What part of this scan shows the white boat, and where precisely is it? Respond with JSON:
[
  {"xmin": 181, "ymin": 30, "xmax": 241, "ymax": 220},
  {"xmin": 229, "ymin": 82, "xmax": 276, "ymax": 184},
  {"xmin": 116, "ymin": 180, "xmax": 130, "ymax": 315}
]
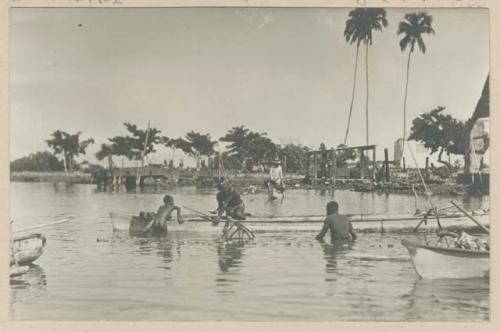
[
  {"xmin": 10, "ymin": 265, "xmax": 30, "ymax": 277},
  {"xmin": 110, "ymin": 210, "xmax": 489, "ymax": 234},
  {"xmin": 10, "ymin": 233, "xmax": 46, "ymax": 266},
  {"xmin": 401, "ymin": 239, "xmax": 489, "ymax": 279}
]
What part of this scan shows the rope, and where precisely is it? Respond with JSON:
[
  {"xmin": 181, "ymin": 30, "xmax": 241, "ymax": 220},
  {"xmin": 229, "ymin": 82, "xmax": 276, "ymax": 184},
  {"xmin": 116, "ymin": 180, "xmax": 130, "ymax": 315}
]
[{"xmin": 404, "ymin": 141, "xmax": 441, "ymax": 229}]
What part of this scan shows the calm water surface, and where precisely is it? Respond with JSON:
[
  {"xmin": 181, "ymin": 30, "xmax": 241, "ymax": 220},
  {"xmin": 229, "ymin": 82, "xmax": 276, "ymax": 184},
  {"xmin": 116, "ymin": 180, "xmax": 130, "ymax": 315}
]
[{"xmin": 10, "ymin": 182, "xmax": 489, "ymax": 321}]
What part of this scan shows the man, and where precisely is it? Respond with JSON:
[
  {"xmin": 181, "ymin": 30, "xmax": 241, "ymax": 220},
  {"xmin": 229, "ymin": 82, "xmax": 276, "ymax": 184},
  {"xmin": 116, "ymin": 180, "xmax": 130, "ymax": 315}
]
[
  {"xmin": 315, "ymin": 201, "xmax": 357, "ymax": 243},
  {"xmin": 268, "ymin": 160, "xmax": 285, "ymax": 196},
  {"xmin": 216, "ymin": 182, "xmax": 246, "ymax": 221},
  {"xmin": 149, "ymin": 195, "xmax": 184, "ymax": 233}
]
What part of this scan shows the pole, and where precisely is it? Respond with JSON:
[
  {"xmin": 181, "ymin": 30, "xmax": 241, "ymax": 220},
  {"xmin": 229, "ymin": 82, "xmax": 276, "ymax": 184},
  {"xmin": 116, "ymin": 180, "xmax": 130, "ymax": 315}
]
[
  {"xmin": 450, "ymin": 201, "xmax": 489, "ymax": 234},
  {"xmin": 141, "ymin": 121, "xmax": 151, "ymax": 168},
  {"xmin": 384, "ymin": 148, "xmax": 389, "ymax": 182},
  {"xmin": 372, "ymin": 147, "xmax": 376, "ymax": 180},
  {"xmin": 13, "ymin": 218, "xmax": 70, "ymax": 233},
  {"xmin": 425, "ymin": 157, "xmax": 429, "ymax": 178}
]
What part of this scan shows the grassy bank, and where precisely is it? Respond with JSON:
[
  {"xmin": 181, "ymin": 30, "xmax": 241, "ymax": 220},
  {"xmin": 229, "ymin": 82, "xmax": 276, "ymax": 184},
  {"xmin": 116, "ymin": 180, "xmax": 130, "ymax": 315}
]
[{"xmin": 11, "ymin": 171, "xmax": 92, "ymax": 184}]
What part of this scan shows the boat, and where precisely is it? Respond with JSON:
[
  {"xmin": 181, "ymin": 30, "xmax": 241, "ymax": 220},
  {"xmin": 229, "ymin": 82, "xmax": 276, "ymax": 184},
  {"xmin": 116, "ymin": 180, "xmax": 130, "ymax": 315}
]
[
  {"xmin": 401, "ymin": 239, "xmax": 489, "ymax": 279},
  {"xmin": 10, "ymin": 233, "xmax": 46, "ymax": 266},
  {"xmin": 110, "ymin": 210, "xmax": 489, "ymax": 234},
  {"xmin": 10, "ymin": 265, "xmax": 30, "ymax": 278}
]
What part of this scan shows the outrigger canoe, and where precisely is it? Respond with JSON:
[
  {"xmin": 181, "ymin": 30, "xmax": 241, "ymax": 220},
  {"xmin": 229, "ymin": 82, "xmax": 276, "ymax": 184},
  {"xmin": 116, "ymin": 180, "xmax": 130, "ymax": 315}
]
[
  {"xmin": 110, "ymin": 210, "xmax": 489, "ymax": 234},
  {"xmin": 402, "ymin": 239, "xmax": 489, "ymax": 279},
  {"xmin": 10, "ymin": 233, "xmax": 46, "ymax": 266}
]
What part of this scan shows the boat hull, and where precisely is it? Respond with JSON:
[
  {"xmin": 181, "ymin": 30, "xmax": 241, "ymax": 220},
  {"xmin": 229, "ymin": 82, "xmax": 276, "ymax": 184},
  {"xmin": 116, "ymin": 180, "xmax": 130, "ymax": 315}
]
[
  {"xmin": 110, "ymin": 212, "xmax": 489, "ymax": 234},
  {"xmin": 402, "ymin": 239, "xmax": 489, "ymax": 279},
  {"xmin": 10, "ymin": 233, "xmax": 46, "ymax": 266}
]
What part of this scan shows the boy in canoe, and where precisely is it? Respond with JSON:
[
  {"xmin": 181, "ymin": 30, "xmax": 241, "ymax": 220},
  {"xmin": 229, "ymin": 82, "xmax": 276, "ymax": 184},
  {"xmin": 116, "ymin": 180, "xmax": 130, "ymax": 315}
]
[
  {"xmin": 147, "ymin": 195, "xmax": 184, "ymax": 233},
  {"xmin": 315, "ymin": 201, "xmax": 357, "ymax": 243}
]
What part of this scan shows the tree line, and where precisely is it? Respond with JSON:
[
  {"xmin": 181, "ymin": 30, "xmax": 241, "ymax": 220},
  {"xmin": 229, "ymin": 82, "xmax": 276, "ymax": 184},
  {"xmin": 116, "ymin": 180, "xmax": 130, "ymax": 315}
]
[{"xmin": 11, "ymin": 9, "xmax": 478, "ymax": 174}]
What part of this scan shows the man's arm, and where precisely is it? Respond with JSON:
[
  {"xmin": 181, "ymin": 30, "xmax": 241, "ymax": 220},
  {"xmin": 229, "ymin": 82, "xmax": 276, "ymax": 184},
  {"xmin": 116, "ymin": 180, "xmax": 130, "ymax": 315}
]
[
  {"xmin": 315, "ymin": 219, "xmax": 329, "ymax": 241},
  {"xmin": 349, "ymin": 222, "xmax": 357, "ymax": 241},
  {"xmin": 174, "ymin": 206, "xmax": 184, "ymax": 224}
]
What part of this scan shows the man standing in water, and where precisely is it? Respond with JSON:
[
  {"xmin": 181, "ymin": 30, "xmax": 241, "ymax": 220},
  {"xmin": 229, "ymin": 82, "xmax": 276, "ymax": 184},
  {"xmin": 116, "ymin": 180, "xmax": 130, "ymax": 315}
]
[
  {"xmin": 268, "ymin": 160, "xmax": 285, "ymax": 197},
  {"xmin": 315, "ymin": 201, "xmax": 357, "ymax": 243}
]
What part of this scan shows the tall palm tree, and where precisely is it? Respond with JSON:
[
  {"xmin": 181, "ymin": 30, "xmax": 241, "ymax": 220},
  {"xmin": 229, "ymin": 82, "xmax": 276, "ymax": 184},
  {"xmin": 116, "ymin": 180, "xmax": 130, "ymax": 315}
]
[
  {"xmin": 397, "ymin": 12, "xmax": 435, "ymax": 147},
  {"xmin": 343, "ymin": 8, "xmax": 388, "ymax": 146}
]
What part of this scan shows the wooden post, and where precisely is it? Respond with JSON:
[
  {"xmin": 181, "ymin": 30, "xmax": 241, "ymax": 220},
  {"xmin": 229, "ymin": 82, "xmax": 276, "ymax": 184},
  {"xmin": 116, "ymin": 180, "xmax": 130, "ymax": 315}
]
[
  {"xmin": 425, "ymin": 157, "xmax": 429, "ymax": 178},
  {"xmin": 313, "ymin": 154, "xmax": 317, "ymax": 185},
  {"xmin": 384, "ymin": 148, "xmax": 389, "ymax": 182},
  {"xmin": 403, "ymin": 157, "xmax": 406, "ymax": 171},
  {"xmin": 372, "ymin": 147, "xmax": 376, "ymax": 180},
  {"xmin": 332, "ymin": 150, "xmax": 337, "ymax": 185},
  {"xmin": 306, "ymin": 153, "xmax": 310, "ymax": 178},
  {"xmin": 360, "ymin": 149, "xmax": 365, "ymax": 179}
]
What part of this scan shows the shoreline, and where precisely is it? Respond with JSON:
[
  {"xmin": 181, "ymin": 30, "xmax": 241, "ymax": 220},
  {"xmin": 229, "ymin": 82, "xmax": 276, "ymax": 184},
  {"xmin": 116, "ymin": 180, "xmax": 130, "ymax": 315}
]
[
  {"xmin": 10, "ymin": 171, "xmax": 92, "ymax": 184},
  {"xmin": 10, "ymin": 171, "xmax": 487, "ymax": 197}
]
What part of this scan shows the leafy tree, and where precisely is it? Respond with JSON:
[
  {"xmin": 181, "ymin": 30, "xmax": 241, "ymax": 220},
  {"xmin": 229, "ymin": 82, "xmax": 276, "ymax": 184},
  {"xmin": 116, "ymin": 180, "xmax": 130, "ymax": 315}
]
[
  {"xmin": 279, "ymin": 144, "xmax": 310, "ymax": 174},
  {"xmin": 409, "ymin": 106, "xmax": 467, "ymax": 170},
  {"xmin": 107, "ymin": 122, "xmax": 162, "ymax": 161},
  {"xmin": 343, "ymin": 8, "xmax": 388, "ymax": 145},
  {"xmin": 95, "ymin": 144, "xmax": 116, "ymax": 169},
  {"xmin": 169, "ymin": 131, "xmax": 217, "ymax": 170},
  {"xmin": 398, "ymin": 12, "xmax": 435, "ymax": 144},
  {"xmin": 220, "ymin": 126, "xmax": 278, "ymax": 169},
  {"xmin": 335, "ymin": 144, "xmax": 357, "ymax": 168},
  {"xmin": 46, "ymin": 130, "xmax": 94, "ymax": 171},
  {"xmin": 10, "ymin": 151, "xmax": 65, "ymax": 172}
]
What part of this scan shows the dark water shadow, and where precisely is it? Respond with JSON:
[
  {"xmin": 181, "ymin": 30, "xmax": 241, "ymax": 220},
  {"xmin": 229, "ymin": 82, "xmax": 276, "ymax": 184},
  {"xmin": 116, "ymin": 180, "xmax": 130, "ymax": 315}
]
[
  {"xmin": 217, "ymin": 240, "xmax": 246, "ymax": 273},
  {"xmin": 322, "ymin": 240, "xmax": 353, "ymax": 281},
  {"xmin": 402, "ymin": 277, "xmax": 489, "ymax": 321}
]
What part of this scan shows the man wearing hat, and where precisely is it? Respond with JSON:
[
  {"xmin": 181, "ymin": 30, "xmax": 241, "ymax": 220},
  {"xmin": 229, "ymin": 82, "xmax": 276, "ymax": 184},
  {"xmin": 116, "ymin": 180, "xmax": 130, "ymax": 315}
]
[{"xmin": 268, "ymin": 160, "xmax": 285, "ymax": 196}]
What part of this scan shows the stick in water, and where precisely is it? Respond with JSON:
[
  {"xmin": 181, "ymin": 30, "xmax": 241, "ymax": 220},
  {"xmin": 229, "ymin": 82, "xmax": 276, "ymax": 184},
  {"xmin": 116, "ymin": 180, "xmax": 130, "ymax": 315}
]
[
  {"xmin": 450, "ymin": 201, "xmax": 489, "ymax": 234},
  {"xmin": 13, "ymin": 218, "xmax": 71, "ymax": 233}
]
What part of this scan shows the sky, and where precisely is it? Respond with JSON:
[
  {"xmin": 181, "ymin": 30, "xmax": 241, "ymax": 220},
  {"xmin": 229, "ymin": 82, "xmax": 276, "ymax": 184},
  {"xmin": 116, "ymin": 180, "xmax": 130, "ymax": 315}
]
[{"xmin": 10, "ymin": 7, "xmax": 489, "ymax": 166}]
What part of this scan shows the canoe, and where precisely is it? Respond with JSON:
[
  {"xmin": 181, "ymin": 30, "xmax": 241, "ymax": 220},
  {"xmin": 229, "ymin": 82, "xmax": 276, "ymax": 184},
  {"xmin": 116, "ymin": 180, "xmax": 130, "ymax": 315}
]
[
  {"xmin": 10, "ymin": 233, "xmax": 46, "ymax": 266},
  {"xmin": 401, "ymin": 239, "xmax": 489, "ymax": 279},
  {"xmin": 110, "ymin": 211, "xmax": 489, "ymax": 234},
  {"xmin": 10, "ymin": 265, "xmax": 30, "ymax": 278}
]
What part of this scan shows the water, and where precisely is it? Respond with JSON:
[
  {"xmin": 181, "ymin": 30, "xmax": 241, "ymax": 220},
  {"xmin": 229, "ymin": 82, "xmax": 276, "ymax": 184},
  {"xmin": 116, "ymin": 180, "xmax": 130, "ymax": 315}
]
[{"xmin": 9, "ymin": 182, "xmax": 489, "ymax": 321}]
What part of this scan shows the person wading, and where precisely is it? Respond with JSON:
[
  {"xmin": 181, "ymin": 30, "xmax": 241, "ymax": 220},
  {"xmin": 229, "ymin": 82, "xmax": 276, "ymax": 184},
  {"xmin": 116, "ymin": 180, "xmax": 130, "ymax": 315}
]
[
  {"xmin": 268, "ymin": 160, "xmax": 285, "ymax": 198},
  {"xmin": 315, "ymin": 201, "xmax": 357, "ymax": 243}
]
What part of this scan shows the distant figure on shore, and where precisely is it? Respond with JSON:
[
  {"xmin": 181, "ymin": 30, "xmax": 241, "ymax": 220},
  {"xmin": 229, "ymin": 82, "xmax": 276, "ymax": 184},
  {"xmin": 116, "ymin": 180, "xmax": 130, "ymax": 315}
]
[
  {"xmin": 267, "ymin": 160, "xmax": 285, "ymax": 198},
  {"xmin": 151, "ymin": 195, "xmax": 184, "ymax": 232},
  {"xmin": 315, "ymin": 201, "xmax": 357, "ymax": 243},
  {"xmin": 214, "ymin": 182, "xmax": 246, "ymax": 221}
]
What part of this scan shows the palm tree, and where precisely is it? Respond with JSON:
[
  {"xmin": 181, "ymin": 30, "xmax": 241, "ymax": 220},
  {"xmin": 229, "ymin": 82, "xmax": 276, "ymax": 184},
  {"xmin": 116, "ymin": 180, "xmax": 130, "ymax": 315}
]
[
  {"xmin": 397, "ymin": 12, "xmax": 435, "ymax": 147},
  {"xmin": 343, "ymin": 8, "xmax": 388, "ymax": 146}
]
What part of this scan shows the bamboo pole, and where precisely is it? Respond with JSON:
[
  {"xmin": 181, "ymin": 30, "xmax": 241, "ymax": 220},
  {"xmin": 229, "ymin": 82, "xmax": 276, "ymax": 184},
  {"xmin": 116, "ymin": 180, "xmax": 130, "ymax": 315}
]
[
  {"xmin": 450, "ymin": 201, "xmax": 489, "ymax": 234},
  {"xmin": 12, "ymin": 218, "xmax": 70, "ymax": 233}
]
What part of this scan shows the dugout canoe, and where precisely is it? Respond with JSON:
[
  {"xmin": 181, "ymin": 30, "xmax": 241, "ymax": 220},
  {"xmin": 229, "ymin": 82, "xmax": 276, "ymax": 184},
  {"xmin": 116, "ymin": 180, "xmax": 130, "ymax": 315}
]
[
  {"xmin": 401, "ymin": 239, "xmax": 489, "ymax": 279},
  {"xmin": 10, "ymin": 233, "xmax": 46, "ymax": 266},
  {"xmin": 110, "ymin": 210, "xmax": 488, "ymax": 234}
]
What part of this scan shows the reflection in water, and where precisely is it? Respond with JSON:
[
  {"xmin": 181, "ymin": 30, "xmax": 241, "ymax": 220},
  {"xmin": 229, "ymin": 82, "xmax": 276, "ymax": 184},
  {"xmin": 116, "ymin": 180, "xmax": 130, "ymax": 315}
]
[
  {"xmin": 322, "ymin": 241, "xmax": 353, "ymax": 280},
  {"xmin": 10, "ymin": 265, "xmax": 47, "ymax": 311},
  {"xmin": 217, "ymin": 240, "xmax": 246, "ymax": 273},
  {"xmin": 10, "ymin": 183, "xmax": 490, "ymax": 321},
  {"xmin": 403, "ymin": 278, "xmax": 489, "ymax": 321}
]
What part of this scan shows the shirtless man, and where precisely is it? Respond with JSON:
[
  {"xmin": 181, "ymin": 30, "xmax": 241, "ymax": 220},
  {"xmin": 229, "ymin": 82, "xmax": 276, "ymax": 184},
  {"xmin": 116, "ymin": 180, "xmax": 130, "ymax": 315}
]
[
  {"xmin": 147, "ymin": 195, "xmax": 184, "ymax": 233},
  {"xmin": 216, "ymin": 183, "xmax": 246, "ymax": 221},
  {"xmin": 315, "ymin": 201, "xmax": 357, "ymax": 243}
]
